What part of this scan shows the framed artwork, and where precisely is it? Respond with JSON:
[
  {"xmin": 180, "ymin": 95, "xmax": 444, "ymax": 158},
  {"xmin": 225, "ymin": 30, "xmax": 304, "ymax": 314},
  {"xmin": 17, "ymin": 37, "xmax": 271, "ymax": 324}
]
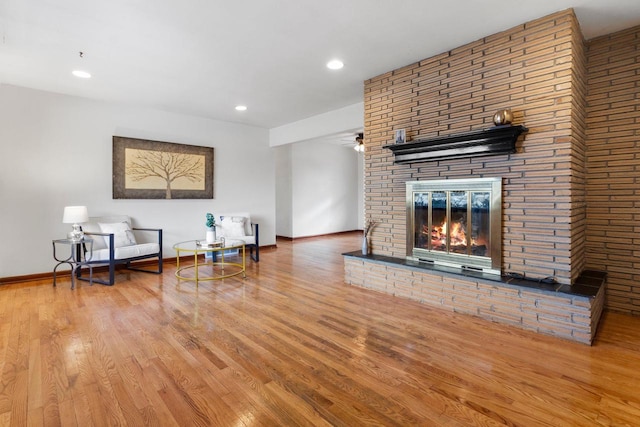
[
  {"xmin": 113, "ymin": 136, "xmax": 214, "ymax": 199},
  {"xmin": 395, "ymin": 129, "xmax": 406, "ymax": 144}
]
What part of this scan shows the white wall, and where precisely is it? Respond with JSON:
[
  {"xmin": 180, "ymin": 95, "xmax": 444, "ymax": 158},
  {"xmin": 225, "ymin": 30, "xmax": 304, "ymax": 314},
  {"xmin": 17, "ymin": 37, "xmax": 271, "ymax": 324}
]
[
  {"xmin": 275, "ymin": 145, "xmax": 292, "ymax": 236},
  {"xmin": 275, "ymin": 141, "xmax": 363, "ymax": 238},
  {"xmin": 286, "ymin": 142, "xmax": 360, "ymax": 238},
  {"xmin": 0, "ymin": 84, "xmax": 275, "ymax": 278},
  {"xmin": 269, "ymin": 102, "xmax": 364, "ymax": 147},
  {"xmin": 270, "ymin": 101, "xmax": 365, "ymax": 238}
]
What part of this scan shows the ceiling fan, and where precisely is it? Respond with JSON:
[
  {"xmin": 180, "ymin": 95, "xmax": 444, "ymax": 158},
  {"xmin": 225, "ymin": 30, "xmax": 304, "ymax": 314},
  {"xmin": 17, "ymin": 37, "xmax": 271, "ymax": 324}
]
[
  {"xmin": 335, "ymin": 131, "xmax": 364, "ymax": 151},
  {"xmin": 353, "ymin": 133, "xmax": 364, "ymax": 152}
]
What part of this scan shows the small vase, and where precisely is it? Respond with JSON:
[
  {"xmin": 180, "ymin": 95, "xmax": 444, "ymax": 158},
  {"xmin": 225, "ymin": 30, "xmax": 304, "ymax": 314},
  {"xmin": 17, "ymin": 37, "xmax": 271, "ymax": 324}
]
[
  {"xmin": 206, "ymin": 227, "xmax": 216, "ymax": 244},
  {"xmin": 362, "ymin": 236, "xmax": 369, "ymax": 255},
  {"xmin": 493, "ymin": 108, "xmax": 513, "ymax": 126}
]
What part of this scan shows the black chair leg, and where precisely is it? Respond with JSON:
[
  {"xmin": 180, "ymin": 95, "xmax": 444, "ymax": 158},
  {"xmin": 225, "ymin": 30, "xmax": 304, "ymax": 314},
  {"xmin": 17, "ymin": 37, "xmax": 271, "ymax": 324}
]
[
  {"xmin": 77, "ymin": 262, "xmax": 115, "ymax": 286},
  {"xmin": 250, "ymin": 245, "xmax": 259, "ymax": 262},
  {"xmin": 126, "ymin": 256, "xmax": 163, "ymax": 275}
]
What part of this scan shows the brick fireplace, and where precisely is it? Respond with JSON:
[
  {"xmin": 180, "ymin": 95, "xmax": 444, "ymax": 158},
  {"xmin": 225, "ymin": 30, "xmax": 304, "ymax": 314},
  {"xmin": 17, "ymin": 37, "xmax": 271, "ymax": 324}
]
[{"xmin": 343, "ymin": 9, "xmax": 617, "ymax": 344}]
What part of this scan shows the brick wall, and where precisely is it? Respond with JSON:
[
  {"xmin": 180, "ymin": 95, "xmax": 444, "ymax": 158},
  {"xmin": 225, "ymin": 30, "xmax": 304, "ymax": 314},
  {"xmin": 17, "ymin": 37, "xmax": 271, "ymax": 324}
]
[
  {"xmin": 364, "ymin": 9, "xmax": 586, "ymax": 285},
  {"xmin": 586, "ymin": 26, "xmax": 640, "ymax": 314},
  {"xmin": 570, "ymin": 13, "xmax": 588, "ymax": 279}
]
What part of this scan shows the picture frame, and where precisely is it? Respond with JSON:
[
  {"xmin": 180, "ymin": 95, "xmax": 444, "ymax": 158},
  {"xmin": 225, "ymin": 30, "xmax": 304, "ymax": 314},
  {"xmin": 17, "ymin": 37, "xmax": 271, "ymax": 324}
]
[
  {"xmin": 113, "ymin": 136, "xmax": 214, "ymax": 199},
  {"xmin": 395, "ymin": 129, "xmax": 406, "ymax": 144}
]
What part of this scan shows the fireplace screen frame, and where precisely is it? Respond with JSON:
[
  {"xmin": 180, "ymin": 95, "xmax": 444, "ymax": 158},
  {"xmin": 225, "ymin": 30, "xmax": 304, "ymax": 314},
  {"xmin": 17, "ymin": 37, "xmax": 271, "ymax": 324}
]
[{"xmin": 406, "ymin": 178, "xmax": 502, "ymax": 275}]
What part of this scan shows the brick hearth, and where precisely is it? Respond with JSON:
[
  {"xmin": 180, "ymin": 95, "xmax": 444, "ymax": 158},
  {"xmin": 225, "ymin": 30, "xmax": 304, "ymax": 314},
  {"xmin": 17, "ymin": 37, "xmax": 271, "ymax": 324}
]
[{"xmin": 344, "ymin": 252, "xmax": 605, "ymax": 344}]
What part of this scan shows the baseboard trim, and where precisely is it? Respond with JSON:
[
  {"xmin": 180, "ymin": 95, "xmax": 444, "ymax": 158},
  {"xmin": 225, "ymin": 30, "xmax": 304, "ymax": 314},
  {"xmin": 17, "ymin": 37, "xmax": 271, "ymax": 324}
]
[
  {"xmin": 277, "ymin": 230, "xmax": 360, "ymax": 241},
  {"xmin": 0, "ymin": 272, "xmax": 52, "ymax": 285},
  {"xmin": 0, "ymin": 245, "xmax": 275, "ymax": 285},
  {"xmin": 0, "ymin": 258, "xmax": 172, "ymax": 285}
]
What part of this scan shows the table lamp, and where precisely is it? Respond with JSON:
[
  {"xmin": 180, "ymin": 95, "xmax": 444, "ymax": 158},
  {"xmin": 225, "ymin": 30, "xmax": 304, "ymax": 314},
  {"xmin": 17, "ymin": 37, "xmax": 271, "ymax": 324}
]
[{"xmin": 62, "ymin": 206, "xmax": 89, "ymax": 241}]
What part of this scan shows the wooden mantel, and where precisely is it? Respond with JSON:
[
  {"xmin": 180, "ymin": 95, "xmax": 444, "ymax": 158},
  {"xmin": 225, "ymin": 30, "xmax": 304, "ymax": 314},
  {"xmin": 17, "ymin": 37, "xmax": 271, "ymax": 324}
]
[{"xmin": 384, "ymin": 125, "xmax": 528, "ymax": 164}]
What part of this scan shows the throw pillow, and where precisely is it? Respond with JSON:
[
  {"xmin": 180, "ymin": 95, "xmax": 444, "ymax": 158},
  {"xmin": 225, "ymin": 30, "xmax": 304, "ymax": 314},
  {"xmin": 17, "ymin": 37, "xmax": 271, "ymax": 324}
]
[
  {"xmin": 218, "ymin": 216, "xmax": 246, "ymax": 238},
  {"xmin": 98, "ymin": 221, "xmax": 138, "ymax": 248}
]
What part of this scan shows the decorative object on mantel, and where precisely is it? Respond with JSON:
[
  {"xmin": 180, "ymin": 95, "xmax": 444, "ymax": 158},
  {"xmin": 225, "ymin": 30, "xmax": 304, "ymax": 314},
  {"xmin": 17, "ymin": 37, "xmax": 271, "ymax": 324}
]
[
  {"xmin": 384, "ymin": 125, "xmax": 528, "ymax": 164},
  {"xmin": 362, "ymin": 220, "xmax": 377, "ymax": 255},
  {"xmin": 493, "ymin": 108, "xmax": 514, "ymax": 126},
  {"xmin": 62, "ymin": 205, "xmax": 89, "ymax": 241},
  {"xmin": 394, "ymin": 129, "xmax": 406, "ymax": 144},
  {"xmin": 205, "ymin": 212, "xmax": 217, "ymax": 244}
]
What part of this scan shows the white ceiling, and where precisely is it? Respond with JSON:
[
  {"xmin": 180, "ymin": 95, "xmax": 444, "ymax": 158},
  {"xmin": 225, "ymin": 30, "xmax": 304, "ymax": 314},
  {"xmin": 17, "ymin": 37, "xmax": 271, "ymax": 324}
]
[{"xmin": 1, "ymin": 0, "xmax": 639, "ymax": 129}]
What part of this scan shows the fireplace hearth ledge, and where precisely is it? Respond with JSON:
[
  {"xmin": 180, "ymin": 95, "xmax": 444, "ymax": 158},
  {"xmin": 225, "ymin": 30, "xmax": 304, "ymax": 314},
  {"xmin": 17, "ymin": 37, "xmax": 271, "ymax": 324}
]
[
  {"xmin": 343, "ymin": 251, "xmax": 604, "ymax": 298},
  {"xmin": 343, "ymin": 251, "xmax": 606, "ymax": 344}
]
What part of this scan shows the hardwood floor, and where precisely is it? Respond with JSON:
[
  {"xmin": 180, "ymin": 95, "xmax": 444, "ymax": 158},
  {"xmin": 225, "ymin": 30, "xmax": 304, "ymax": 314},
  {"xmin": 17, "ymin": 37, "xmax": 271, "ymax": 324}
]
[{"xmin": 1, "ymin": 232, "xmax": 640, "ymax": 426}]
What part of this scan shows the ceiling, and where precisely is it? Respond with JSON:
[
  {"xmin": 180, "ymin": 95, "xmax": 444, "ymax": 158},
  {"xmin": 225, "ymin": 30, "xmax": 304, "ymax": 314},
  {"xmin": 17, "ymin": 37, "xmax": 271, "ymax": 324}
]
[{"xmin": 1, "ymin": 0, "xmax": 639, "ymax": 129}]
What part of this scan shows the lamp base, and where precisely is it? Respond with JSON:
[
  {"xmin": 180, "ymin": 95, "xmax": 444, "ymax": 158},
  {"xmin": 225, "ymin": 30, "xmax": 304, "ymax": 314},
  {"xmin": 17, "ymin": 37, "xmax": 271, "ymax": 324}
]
[{"xmin": 68, "ymin": 224, "xmax": 84, "ymax": 242}]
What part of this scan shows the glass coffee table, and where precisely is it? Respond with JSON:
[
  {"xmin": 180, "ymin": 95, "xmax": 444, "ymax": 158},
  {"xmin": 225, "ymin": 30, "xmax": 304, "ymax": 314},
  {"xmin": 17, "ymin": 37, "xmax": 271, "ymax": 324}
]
[{"xmin": 173, "ymin": 239, "xmax": 246, "ymax": 284}]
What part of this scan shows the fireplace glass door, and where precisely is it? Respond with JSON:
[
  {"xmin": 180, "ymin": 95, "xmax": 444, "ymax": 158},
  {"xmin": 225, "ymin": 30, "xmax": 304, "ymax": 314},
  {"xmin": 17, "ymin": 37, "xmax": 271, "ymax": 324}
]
[
  {"xmin": 407, "ymin": 178, "xmax": 501, "ymax": 274},
  {"xmin": 414, "ymin": 191, "xmax": 491, "ymax": 255}
]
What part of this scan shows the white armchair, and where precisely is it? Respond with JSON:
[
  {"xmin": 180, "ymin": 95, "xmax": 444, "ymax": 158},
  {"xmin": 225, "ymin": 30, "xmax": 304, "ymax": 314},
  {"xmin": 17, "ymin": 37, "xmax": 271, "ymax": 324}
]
[
  {"xmin": 215, "ymin": 213, "xmax": 259, "ymax": 262},
  {"xmin": 78, "ymin": 215, "xmax": 163, "ymax": 285}
]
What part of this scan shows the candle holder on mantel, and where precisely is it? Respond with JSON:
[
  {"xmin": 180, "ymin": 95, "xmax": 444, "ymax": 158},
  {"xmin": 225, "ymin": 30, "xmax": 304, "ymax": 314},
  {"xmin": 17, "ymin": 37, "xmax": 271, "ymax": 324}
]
[{"xmin": 493, "ymin": 108, "xmax": 514, "ymax": 126}]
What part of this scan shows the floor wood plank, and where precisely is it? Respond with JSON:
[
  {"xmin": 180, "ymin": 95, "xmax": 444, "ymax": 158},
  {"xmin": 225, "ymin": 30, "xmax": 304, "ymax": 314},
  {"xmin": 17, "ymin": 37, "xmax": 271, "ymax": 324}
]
[{"xmin": 1, "ymin": 232, "xmax": 640, "ymax": 425}]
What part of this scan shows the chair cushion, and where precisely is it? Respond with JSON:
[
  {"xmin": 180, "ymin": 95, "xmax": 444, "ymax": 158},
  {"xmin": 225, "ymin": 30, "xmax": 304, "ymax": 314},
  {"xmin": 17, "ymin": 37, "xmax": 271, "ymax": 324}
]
[
  {"xmin": 224, "ymin": 238, "xmax": 247, "ymax": 248},
  {"xmin": 218, "ymin": 216, "xmax": 247, "ymax": 238},
  {"xmin": 82, "ymin": 223, "xmax": 107, "ymax": 250},
  {"xmin": 212, "ymin": 237, "xmax": 255, "ymax": 246},
  {"xmin": 237, "ymin": 235, "xmax": 256, "ymax": 246},
  {"xmin": 99, "ymin": 221, "xmax": 138, "ymax": 248},
  {"xmin": 92, "ymin": 243, "xmax": 160, "ymax": 261},
  {"xmin": 82, "ymin": 215, "xmax": 133, "ymax": 250},
  {"xmin": 217, "ymin": 213, "xmax": 253, "ymax": 236}
]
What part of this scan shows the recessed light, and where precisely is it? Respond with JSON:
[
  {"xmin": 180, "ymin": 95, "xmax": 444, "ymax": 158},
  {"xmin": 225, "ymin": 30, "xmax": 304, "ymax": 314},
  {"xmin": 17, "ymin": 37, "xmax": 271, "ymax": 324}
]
[
  {"xmin": 235, "ymin": 105, "xmax": 247, "ymax": 111},
  {"xmin": 326, "ymin": 59, "xmax": 344, "ymax": 70},
  {"xmin": 72, "ymin": 70, "xmax": 91, "ymax": 79}
]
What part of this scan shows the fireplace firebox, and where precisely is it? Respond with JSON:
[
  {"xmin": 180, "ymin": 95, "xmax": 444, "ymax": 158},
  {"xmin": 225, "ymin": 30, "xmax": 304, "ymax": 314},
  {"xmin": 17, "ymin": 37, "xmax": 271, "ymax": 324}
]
[{"xmin": 406, "ymin": 178, "xmax": 502, "ymax": 274}]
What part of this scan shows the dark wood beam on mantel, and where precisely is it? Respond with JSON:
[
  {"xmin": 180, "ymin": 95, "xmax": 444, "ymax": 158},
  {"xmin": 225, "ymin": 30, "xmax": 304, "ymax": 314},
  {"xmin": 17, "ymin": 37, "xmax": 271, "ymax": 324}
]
[{"xmin": 384, "ymin": 125, "xmax": 528, "ymax": 164}]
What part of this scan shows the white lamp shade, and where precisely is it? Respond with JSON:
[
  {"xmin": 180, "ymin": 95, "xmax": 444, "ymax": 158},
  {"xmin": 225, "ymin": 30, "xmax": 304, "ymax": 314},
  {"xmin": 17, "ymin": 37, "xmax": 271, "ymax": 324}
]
[{"xmin": 62, "ymin": 206, "xmax": 89, "ymax": 224}]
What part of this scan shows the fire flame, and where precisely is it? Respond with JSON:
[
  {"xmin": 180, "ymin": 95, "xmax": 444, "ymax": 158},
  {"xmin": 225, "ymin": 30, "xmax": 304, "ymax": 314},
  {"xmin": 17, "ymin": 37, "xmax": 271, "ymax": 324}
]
[
  {"xmin": 450, "ymin": 221, "xmax": 467, "ymax": 246},
  {"xmin": 430, "ymin": 220, "xmax": 469, "ymax": 248},
  {"xmin": 419, "ymin": 218, "xmax": 488, "ymax": 256}
]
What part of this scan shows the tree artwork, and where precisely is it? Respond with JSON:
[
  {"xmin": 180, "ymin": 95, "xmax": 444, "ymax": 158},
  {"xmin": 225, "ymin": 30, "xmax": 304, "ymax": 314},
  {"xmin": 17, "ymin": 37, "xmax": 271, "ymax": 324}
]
[
  {"xmin": 113, "ymin": 136, "xmax": 213, "ymax": 200},
  {"xmin": 125, "ymin": 149, "xmax": 205, "ymax": 199}
]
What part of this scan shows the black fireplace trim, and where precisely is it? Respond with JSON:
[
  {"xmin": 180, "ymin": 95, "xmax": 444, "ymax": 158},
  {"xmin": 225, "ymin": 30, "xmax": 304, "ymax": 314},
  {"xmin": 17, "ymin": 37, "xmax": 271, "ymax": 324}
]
[{"xmin": 384, "ymin": 125, "xmax": 528, "ymax": 164}]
